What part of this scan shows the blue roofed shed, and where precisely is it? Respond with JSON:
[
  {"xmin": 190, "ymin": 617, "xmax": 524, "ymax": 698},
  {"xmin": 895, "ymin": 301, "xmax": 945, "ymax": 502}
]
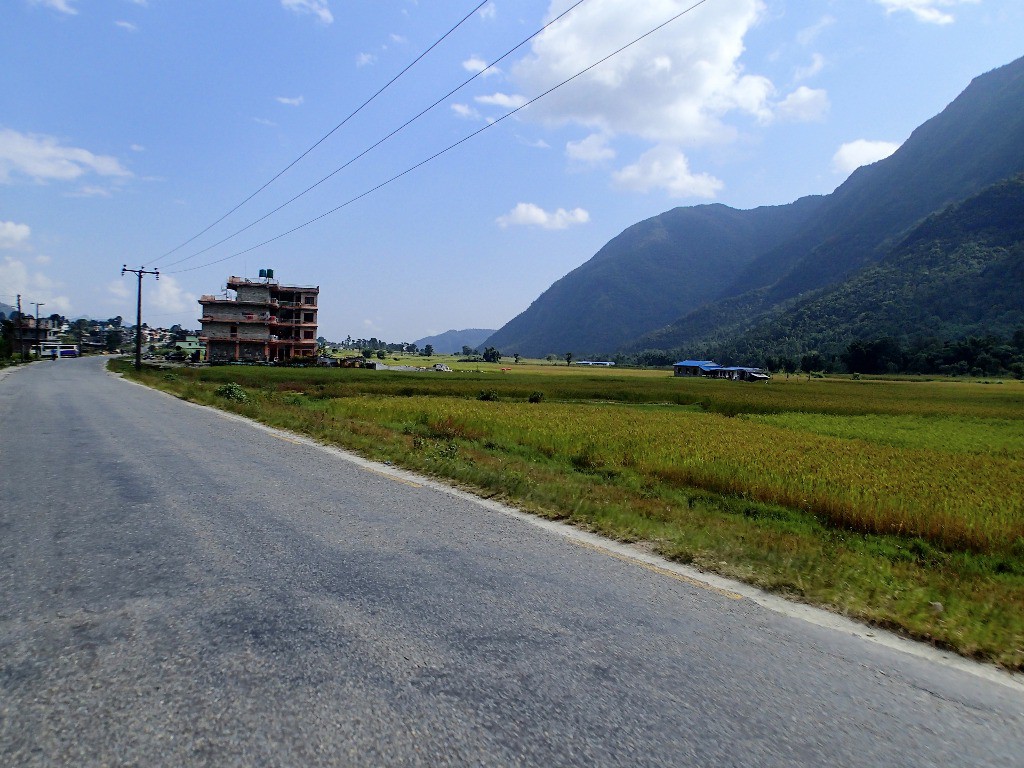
[{"xmin": 673, "ymin": 360, "xmax": 720, "ymax": 377}]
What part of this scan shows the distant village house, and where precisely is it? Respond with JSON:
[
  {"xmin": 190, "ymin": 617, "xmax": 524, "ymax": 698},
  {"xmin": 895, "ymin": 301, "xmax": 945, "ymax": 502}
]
[{"xmin": 673, "ymin": 359, "xmax": 770, "ymax": 381}]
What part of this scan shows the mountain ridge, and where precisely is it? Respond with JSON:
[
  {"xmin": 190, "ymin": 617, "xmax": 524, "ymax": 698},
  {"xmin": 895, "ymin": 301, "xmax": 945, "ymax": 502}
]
[{"xmin": 483, "ymin": 54, "xmax": 1024, "ymax": 360}]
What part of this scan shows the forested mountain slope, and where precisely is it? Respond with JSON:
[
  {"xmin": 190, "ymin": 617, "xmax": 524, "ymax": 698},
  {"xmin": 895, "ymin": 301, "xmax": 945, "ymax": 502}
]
[
  {"xmin": 632, "ymin": 55, "xmax": 1024, "ymax": 354},
  {"xmin": 685, "ymin": 175, "xmax": 1024, "ymax": 363},
  {"xmin": 482, "ymin": 197, "xmax": 823, "ymax": 357}
]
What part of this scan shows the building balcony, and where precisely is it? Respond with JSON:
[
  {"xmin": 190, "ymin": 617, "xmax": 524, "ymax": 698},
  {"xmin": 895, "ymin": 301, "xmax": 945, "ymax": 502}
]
[
  {"xmin": 201, "ymin": 335, "xmax": 271, "ymax": 343},
  {"xmin": 199, "ymin": 296, "xmax": 274, "ymax": 308},
  {"xmin": 269, "ymin": 338, "xmax": 316, "ymax": 346}
]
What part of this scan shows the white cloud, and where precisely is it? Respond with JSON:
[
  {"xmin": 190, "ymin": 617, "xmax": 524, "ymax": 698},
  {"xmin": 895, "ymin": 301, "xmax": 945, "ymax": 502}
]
[
  {"xmin": 254, "ymin": 117, "xmax": 277, "ymax": 126},
  {"xmin": 875, "ymin": 0, "xmax": 978, "ymax": 25},
  {"xmin": 149, "ymin": 274, "xmax": 194, "ymax": 314},
  {"xmin": 0, "ymin": 221, "xmax": 31, "ymax": 250},
  {"xmin": 276, "ymin": 95, "xmax": 304, "ymax": 106},
  {"xmin": 462, "ymin": 56, "xmax": 500, "ymax": 77},
  {"xmin": 130, "ymin": 144, "xmax": 145, "ymax": 152},
  {"xmin": 566, "ymin": 133, "xmax": 616, "ymax": 164},
  {"xmin": 451, "ymin": 103, "xmax": 482, "ymax": 120},
  {"xmin": 479, "ymin": 2, "xmax": 496, "ymax": 21},
  {"xmin": 496, "ymin": 203, "xmax": 590, "ymax": 230},
  {"xmin": 0, "ymin": 128, "xmax": 132, "ymax": 184},
  {"xmin": 793, "ymin": 53, "xmax": 825, "ymax": 82},
  {"xmin": 832, "ymin": 139, "xmax": 901, "ymax": 174},
  {"xmin": 30, "ymin": 0, "xmax": 77, "ymax": 15},
  {"xmin": 774, "ymin": 86, "xmax": 829, "ymax": 123},
  {"xmin": 0, "ymin": 255, "xmax": 72, "ymax": 314},
  {"xmin": 35, "ymin": 254, "xmax": 51, "ymax": 265},
  {"xmin": 356, "ymin": 52, "xmax": 376, "ymax": 67},
  {"xmin": 390, "ymin": 34, "xmax": 407, "ymax": 44},
  {"xmin": 115, "ymin": 20, "xmax": 138, "ymax": 32},
  {"xmin": 281, "ymin": 0, "xmax": 333, "ymax": 24},
  {"xmin": 511, "ymin": 0, "xmax": 772, "ymax": 145},
  {"xmin": 612, "ymin": 145, "xmax": 723, "ymax": 198},
  {"xmin": 108, "ymin": 279, "xmax": 130, "ymax": 300},
  {"xmin": 518, "ymin": 136, "xmax": 550, "ymax": 149},
  {"xmin": 68, "ymin": 185, "xmax": 114, "ymax": 198},
  {"xmin": 796, "ymin": 15, "xmax": 835, "ymax": 46},
  {"xmin": 475, "ymin": 92, "xmax": 528, "ymax": 110}
]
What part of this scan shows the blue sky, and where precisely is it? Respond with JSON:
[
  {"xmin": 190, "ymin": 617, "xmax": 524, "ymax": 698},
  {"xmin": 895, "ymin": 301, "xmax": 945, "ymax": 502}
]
[{"xmin": 2, "ymin": 0, "xmax": 1022, "ymax": 342}]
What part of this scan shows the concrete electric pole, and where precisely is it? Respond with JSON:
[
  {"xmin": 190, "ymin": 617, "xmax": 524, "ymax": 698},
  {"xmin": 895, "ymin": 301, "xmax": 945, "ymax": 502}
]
[
  {"xmin": 16, "ymin": 294, "xmax": 25, "ymax": 359},
  {"xmin": 121, "ymin": 266, "xmax": 159, "ymax": 371},
  {"xmin": 31, "ymin": 301, "xmax": 45, "ymax": 358}
]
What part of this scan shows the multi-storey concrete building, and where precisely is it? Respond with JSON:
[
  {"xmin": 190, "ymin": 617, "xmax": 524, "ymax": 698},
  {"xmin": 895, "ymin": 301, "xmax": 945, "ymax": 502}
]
[
  {"xmin": 11, "ymin": 317, "xmax": 62, "ymax": 357},
  {"xmin": 199, "ymin": 275, "xmax": 319, "ymax": 362}
]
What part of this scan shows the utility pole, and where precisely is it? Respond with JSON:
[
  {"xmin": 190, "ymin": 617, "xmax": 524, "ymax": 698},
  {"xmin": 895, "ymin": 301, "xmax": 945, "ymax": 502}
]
[
  {"xmin": 121, "ymin": 265, "xmax": 159, "ymax": 371},
  {"xmin": 32, "ymin": 302, "xmax": 45, "ymax": 359},
  {"xmin": 16, "ymin": 294, "xmax": 24, "ymax": 359}
]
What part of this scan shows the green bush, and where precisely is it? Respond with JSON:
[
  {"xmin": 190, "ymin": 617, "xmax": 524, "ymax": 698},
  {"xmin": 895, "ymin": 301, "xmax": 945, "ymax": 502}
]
[
  {"xmin": 215, "ymin": 382, "xmax": 249, "ymax": 402},
  {"xmin": 529, "ymin": 391, "xmax": 545, "ymax": 403},
  {"xmin": 478, "ymin": 389, "xmax": 499, "ymax": 402}
]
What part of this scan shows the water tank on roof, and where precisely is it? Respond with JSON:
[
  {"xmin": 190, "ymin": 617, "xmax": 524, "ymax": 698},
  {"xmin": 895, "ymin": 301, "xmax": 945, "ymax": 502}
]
[
  {"xmin": 258, "ymin": 269, "xmax": 267, "ymax": 278},
  {"xmin": 266, "ymin": 268, "xmax": 274, "ymax": 279}
]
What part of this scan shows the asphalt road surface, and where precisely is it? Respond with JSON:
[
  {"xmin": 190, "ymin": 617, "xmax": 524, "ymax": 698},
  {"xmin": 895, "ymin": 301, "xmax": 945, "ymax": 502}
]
[{"xmin": 1, "ymin": 357, "xmax": 1022, "ymax": 767}]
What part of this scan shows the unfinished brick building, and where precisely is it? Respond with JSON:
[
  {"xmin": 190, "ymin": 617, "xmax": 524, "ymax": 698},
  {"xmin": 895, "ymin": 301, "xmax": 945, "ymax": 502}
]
[{"xmin": 199, "ymin": 274, "xmax": 319, "ymax": 362}]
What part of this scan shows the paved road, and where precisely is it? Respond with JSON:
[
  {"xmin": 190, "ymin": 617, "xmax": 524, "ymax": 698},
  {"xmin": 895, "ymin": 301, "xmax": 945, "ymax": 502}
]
[{"xmin": 1, "ymin": 357, "xmax": 1021, "ymax": 766}]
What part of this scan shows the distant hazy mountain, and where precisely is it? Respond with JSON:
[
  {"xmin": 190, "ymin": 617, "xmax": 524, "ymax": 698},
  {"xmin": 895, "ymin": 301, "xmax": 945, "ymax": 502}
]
[
  {"xmin": 484, "ymin": 54, "xmax": 1024, "ymax": 359},
  {"xmin": 414, "ymin": 328, "xmax": 495, "ymax": 354},
  {"xmin": 0, "ymin": 302, "xmax": 15, "ymax": 318}
]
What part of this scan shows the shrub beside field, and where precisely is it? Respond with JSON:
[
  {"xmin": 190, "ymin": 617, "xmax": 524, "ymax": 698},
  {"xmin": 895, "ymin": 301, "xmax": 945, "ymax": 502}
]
[{"xmin": 112, "ymin": 360, "xmax": 1024, "ymax": 670}]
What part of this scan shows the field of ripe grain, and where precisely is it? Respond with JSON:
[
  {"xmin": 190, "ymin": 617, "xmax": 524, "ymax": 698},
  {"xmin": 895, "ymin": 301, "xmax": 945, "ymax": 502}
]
[{"xmin": 321, "ymin": 396, "xmax": 1024, "ymax": 554}]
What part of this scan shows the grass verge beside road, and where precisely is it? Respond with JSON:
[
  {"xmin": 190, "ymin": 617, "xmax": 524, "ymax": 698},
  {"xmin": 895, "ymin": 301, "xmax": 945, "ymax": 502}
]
[{"xmin": 112, "ymin": 359, "xmax": 1024, "ymax": 670}]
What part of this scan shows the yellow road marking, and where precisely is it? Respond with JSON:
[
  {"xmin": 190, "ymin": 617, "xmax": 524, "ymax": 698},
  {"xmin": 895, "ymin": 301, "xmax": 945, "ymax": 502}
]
[{"xmin": 572, "ymin": 539, "xmax": 744, "ymax": 600}]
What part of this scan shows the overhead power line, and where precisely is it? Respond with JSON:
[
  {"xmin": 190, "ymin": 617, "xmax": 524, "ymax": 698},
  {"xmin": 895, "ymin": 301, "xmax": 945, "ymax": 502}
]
[
  {"xmin": 152, "ymin": 0, "xmax": 492, "ymax": 266},
  {"xmin": 170, "ymin": 0, "xmax": 710, "ymax": 276},
  {"xmin": 161, "ymin": 0, "xmax": 591, "ymax": 270}
]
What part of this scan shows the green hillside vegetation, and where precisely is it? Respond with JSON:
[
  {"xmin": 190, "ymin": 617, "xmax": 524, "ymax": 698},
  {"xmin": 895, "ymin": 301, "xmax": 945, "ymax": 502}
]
[
  {"xmin": 729, "ymin": 52, "xmax": 1024, "ymax": 301},
  {"xmin": 660, "ymin": 175, "xmax": 1024, "ymax": 369}
]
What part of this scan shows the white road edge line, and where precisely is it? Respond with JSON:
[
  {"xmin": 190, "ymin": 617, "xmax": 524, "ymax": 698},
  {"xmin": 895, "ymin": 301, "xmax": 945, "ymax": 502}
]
[{"xmin": 113, "ymin": 369, "xmax": 1024, "ymax": 693}]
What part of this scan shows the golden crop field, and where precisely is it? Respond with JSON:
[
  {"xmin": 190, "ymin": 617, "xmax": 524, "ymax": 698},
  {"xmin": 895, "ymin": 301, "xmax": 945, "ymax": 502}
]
[{"xmin": 322, "ymin": 395, "xmax": 1024, "ymax": 554}]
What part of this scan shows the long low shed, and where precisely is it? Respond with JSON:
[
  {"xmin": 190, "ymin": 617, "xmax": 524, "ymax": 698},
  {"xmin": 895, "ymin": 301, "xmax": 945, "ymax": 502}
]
[{"xmin": 672, "ymin": 360, "xmax": 770, "ymax": 381}]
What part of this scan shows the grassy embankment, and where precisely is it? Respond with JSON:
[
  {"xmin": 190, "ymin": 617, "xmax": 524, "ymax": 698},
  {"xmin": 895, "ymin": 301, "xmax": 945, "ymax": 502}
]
[{"xmin": 112, "ymin": 357, "xmax": 1024, "ymax": 670}]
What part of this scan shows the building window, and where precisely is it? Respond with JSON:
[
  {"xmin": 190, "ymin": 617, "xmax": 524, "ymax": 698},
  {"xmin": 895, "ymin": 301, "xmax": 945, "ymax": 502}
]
[
  {"xmin": 230, "ymin": 325, "xmax": 238, "ymax": 338},
  {"xmin": 303, "ymin": 330, "xmax": 314, "ymax": 339},
  {"xmin": 303, "ymin": 295, "xmax": 315, "ymax": 305},
  {"xmin": 303, "ymin": 312, "xmax": 314, "ymax": 323}
]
